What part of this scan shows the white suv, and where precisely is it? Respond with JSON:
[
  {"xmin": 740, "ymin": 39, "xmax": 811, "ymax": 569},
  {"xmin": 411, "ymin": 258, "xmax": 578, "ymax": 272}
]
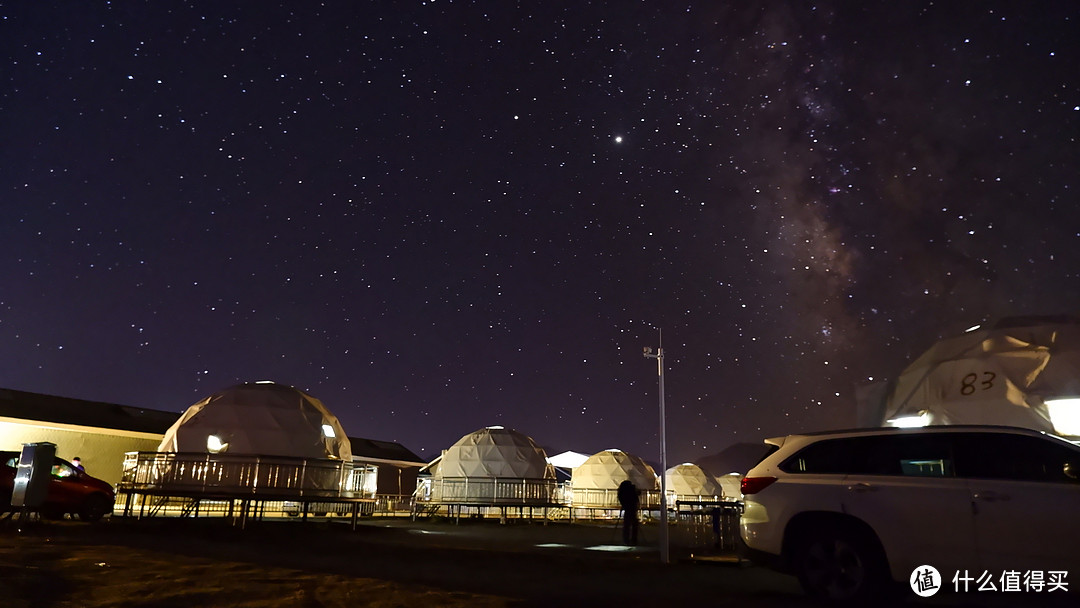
[{"xmin": 739, "ymin": 425, "xmax": 1080, "ymax": 601}]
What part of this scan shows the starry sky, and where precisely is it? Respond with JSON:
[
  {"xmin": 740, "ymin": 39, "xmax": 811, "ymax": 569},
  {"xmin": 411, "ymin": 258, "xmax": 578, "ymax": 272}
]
[{"xmin": 2, "ymin": 2, "xmax": 1078, "ymax": 465}]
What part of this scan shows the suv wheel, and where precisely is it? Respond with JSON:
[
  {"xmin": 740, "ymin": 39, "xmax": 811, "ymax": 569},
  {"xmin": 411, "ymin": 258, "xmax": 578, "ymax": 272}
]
[
  {"xmin": 793, "ymin": 525, "xmax": 885, "ymax": 602},
  {"xmin": 78, "ymin": 495, "xmax": 112, "ymax": 522}
]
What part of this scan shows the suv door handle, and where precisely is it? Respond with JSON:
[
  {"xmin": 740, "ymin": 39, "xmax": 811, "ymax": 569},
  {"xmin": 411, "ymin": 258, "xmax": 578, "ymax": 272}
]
[
  {"xmin": 847, "ymin": 482, "xmax": 877, "ymax": 493},
  {"xmin": 973, "ymin": 490, "xmax": 1010, "ymax": 502}
]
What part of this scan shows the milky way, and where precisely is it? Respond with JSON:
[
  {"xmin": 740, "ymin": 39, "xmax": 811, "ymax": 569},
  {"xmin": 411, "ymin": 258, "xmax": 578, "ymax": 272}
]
[{"xmin": 2, "ymin": 2, "xmax": 1077, "ymax": 464}]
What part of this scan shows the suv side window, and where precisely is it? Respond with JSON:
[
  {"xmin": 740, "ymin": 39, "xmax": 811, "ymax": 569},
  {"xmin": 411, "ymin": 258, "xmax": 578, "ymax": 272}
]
[
  {"xmin": 869, "ymin": 434, "xmax": 955, "ymax": 477},
  {"xmin": 780, "ymin": 434, "xmax": 955, "ymax": 477},
  {"xmin": 751, "ymin": 444, "xmax": 781, "ymax": 468},
  {"xmin": 954, "ymin": 433, "xmax": 1080, "ymax": 483},
  {"xmin": 780, "ymin": 437, "xmax": 875, "ymax": 474}
]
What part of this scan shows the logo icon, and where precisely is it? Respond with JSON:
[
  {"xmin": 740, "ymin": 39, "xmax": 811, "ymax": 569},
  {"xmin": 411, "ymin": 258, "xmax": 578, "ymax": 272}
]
[{"xmin": 910, "ymin": 565, "xmax": 942, "ymax": 597}]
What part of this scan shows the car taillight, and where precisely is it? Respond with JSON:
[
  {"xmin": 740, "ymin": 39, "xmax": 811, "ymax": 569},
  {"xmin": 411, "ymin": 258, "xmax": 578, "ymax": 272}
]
[{"xmin": 741, "ymin": 476, "xmax": 777, "ymax": 495}]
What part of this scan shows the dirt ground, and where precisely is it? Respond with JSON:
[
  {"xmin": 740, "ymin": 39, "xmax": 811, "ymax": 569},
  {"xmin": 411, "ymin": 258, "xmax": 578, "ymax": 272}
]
[
  {"xmin": 5, "ymin": 514, "xmax": 1072, "ymax": 608},
  {"xmin": 0, "ymin": 514, "xmax": 807, "ymax": 608}
]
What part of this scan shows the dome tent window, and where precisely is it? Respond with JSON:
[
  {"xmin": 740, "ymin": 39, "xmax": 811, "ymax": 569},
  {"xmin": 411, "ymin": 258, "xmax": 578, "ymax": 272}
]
[
  {"xmin": 1045, "ymin": 398, "xmax": 1080, "ymax": 436},
  {"xmin": 886, "ymin": 411, "xmax": 931, "ymax": 428},
  {"xmin": 206, "ymin": 434, "xmax": 229, "ymax": 453}
]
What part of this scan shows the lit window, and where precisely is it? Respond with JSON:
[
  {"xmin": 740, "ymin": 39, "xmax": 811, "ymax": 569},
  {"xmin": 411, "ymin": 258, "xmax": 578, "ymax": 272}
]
[
  {"xmin": 207, "ymin": 434, "xmax": 229, "ymax": 453},
  {"xmin": 1045, "ymin": 398, "xmax": 1080, "ymax": 436},
  {"xmin": 886, "ymin": 412, "xmax": 932, "ymax": 428},
  {"xmin": 322, "ymin": 424, "xmax": 336, "ymax": 438}
]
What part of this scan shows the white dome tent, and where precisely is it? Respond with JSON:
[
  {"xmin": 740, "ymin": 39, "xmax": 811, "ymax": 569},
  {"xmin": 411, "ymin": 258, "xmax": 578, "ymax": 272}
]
[
  {"xmin": 717, "ymin": 472, "xmax": 743, "ymax": 500},
  {"xmin": 570, "ymin": 449, "xmax": 660, "ymax": 510},
  {"xmin": 665, "ymin": 463, "xmax": 725, "ymax": 504},
  {"xmin": 882, "ymin": 316, "xmax": 1080, "ymax": 437},
  {"xmin": 421, "ymin": 426, "xmax": 558, "ymax": 514},
  {"xmin": 438, "ymin": 426, "xmax": 553, "ymax": 479},
  {"xmin": 158, "ymin": 381, "xmax": 352, "ymax": 459},
  {"xmin": 118, "ymin": 382, "xmax": 367, "ymax": 522}
]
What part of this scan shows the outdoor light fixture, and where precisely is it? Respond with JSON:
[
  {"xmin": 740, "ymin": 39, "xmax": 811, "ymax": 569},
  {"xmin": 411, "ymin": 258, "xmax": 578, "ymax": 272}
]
[
  {"xmin": 1044, "ymin": 398, "xmax": 1080, "ymax": 437},
  {"xmin": 321, "ymin": 424, "xmax": 336, "ymax": 438},
  {"xmin": 886, "ymin": 411, "xmax": 932, "ymax": 428},
  {"xmin": 206, "ymin": 434, "xmax": 229, "ymax": 453}
]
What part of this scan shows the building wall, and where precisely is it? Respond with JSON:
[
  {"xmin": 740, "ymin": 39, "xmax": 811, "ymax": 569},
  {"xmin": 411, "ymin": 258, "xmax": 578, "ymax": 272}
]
[
  {"xmin": 373, "ymin": 463, "xmax": 420, "ymax": 496},
  {"xmin": 0, "ymin": 419, "xmax": 163, "ymax": 486}
]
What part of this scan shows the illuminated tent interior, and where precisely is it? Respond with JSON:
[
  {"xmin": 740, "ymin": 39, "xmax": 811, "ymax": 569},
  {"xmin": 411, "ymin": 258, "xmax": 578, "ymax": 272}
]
[
  {"xmin": 157, "ymin": 381, "xmax": 352, "ymax": 460},
  {"xmin": 882, "ymin": 315, "xmax": 1080, "ymax": 437},
  {"xmin": 665, "ymin": 462, "xmax": 725, "ymax": 501}
]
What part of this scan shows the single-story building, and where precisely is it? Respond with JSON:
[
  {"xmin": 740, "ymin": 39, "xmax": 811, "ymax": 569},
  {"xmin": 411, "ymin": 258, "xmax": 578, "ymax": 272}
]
[
  {"xmin": 0, "ymin": 387, "xmax": 179, "ymax": 486},
  {"xmin": 348, "ymin": 436, "xmax": 425, "ymax": 500}
]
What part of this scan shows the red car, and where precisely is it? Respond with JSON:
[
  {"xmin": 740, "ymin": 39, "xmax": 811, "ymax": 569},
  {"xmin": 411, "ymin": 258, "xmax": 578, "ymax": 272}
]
[{"xmin": 1, "ymin": 451, "xmax": 115, "ymax": 522}]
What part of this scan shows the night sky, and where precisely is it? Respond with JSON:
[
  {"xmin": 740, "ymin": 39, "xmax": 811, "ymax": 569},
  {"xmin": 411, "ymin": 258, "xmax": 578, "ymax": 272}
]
[{"xmin": 3, "ymin": 2, "xmax": 1078, "ymax": 465}]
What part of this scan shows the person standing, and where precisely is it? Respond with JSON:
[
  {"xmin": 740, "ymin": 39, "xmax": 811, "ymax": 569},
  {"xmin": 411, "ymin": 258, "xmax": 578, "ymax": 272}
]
[{"xmin": 617, "ymin": 479, "xmax": 639, "ymax": 546}]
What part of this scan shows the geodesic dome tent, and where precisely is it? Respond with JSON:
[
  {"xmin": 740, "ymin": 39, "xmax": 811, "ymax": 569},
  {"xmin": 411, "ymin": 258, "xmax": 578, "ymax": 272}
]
[
  {"xmin": 438, "ymin": 426, "xmax": 554, "ymax": 479},
  {"xmin": 665, "ymin": 463, "xmax": 725, "ymax": 501},
  {"xmin": 425, "ymin": 426, "xmax": 557, "ymax": 506},
  {"xmin": 572, "ymin": 449, "xmax": 658, "ymax": 490},
  {"xmin": 157, "ymin": 381, "xmax": 352, "ymax": 460},
  {"xmin": 570, "ymin": 449, "xmax": 659, "ymax": 508},
  {"xmin": 717, "ymin": 472, "xmax": 743, "ymax": 500},
  {"xmin": 882, "ymin": 315, "xmax": 1080, "ymax": 437}
]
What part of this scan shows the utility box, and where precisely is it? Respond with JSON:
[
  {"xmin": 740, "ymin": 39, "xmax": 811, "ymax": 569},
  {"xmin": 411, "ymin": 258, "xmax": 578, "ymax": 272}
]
[{"xmin": 11, "ymin": 442, "xmax": 56, "ymax": 508}]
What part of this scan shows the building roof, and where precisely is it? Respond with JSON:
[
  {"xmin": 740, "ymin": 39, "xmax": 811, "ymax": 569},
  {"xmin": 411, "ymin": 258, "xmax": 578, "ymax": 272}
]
[
  {"xmin": 347, "ymin": 436, "xmax": 424, "ymax": 465},
  {"xmin": 0, "ymin": 387, "xmax": 179, "ymax": 435}
]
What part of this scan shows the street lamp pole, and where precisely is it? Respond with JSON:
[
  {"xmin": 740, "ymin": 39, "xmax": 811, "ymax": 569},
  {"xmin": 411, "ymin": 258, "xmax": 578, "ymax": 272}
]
[{"xmin": 643, "ymin": 331, "xmax": 669, "ymax": 564}]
